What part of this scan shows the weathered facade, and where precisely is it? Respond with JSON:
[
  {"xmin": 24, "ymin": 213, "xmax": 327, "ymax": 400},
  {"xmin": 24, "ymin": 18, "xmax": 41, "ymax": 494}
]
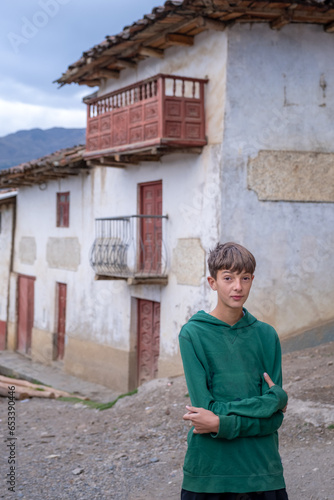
[
  {"xmin": 221, "ymin": 22, "xmax": 334, "ymax": 337},
  {"xmin": 1, "ymin": 0, "xmax": 334, "ymax": 391},
  {"xmin": 0, "ymin": 191, "xmax": 16, "ymax": 351}
]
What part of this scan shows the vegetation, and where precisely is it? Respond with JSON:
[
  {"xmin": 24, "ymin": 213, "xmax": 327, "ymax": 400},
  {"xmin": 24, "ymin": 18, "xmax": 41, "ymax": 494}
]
[{"xmin": 58, "ymin": 389, "xmax": 138, "ymax": 411}]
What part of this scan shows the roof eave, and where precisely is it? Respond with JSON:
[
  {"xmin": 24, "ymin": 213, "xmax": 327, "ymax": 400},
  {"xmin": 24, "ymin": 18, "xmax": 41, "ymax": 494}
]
[{"xmin": 54, "ymin": 0, "xmax": 334, "ymax": 88}]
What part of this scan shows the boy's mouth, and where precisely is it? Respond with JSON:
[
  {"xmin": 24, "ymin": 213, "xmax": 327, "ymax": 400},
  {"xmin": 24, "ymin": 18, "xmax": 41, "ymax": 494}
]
[{"xmin": 231, "ymin": 295, "xmax": 243, "ymax": 300}]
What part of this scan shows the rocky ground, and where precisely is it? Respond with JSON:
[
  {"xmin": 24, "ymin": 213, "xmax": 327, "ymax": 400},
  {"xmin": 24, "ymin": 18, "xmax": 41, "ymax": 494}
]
[{"xmin": 0, "ymin": 341, "xmax": 333, "ymax": 500}]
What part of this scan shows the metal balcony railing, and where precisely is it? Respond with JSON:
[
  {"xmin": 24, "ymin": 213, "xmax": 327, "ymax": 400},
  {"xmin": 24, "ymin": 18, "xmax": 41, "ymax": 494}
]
[
  {"xmin": 85, "ymin": 74, "xmax": 208, "ymax": 161},
  {"xmin": 89, "ymin": 215, "xmax": 168, "ymax": 282}
]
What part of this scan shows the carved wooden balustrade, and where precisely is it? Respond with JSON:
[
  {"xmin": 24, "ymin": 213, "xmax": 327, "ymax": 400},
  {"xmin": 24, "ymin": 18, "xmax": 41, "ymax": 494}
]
[{"xmin": 85, "ymin": 74, "xmax": 208, "ymax": 163}]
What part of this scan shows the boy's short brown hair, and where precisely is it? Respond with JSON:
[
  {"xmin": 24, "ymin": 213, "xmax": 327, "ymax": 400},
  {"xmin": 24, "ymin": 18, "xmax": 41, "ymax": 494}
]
[{"xmin": 208, "ymin": 242, "xmax": 256, "ymax": 279}]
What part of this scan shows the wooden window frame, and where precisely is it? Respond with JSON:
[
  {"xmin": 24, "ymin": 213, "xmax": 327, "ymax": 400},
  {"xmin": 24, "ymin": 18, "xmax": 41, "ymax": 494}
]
[{"xmin": 56, "ymin": 192, "xmax": 70, "ymax": 228}]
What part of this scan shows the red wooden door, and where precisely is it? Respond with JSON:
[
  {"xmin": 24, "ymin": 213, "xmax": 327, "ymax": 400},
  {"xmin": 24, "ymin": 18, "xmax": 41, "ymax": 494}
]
[
  {"xmin": 17, "ymin": 275, "xmax": 35, "ymax": 354},
  {"xmin": 139, "ymin": 181, "xmax": 162, "ymax": 274},
  {"xmin": 56, "ymin": 283, "xmax": 67, "ymax": 360},
  {"xmin": 137, "ymin": 299, "xmax": 160, "ymax": 386},
  {"xmin": 0, "ymin": 321, "xmax": 6, "ymax": 350}
]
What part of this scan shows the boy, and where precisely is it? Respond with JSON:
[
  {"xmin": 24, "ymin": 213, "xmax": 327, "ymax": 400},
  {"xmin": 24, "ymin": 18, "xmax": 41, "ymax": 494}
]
[{"xmin": 179, "ymin": 242, "xmax": 289, "ymax": 500}]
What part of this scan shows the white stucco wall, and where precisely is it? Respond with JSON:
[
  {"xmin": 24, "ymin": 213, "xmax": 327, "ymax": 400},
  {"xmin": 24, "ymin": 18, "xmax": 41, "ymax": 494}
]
[
  {"xmin": 221, "ymin": 23, "xmax": 334, "ymax": 337},
  {"xmin": 0, "ymin": 203, "xmax": 14, "ymax": 322}
]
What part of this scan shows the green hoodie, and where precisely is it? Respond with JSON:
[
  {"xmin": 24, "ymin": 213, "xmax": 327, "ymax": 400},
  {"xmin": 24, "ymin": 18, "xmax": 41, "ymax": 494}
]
[{"xmin": 179, "ymin": 308, "xmax": 288, "ymax": 494}]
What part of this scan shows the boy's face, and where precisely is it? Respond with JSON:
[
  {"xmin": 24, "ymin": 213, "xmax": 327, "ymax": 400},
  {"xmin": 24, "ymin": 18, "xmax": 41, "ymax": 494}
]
[{"xmin": 207, "ymin": 268, "xmax": 254, "ymax": 310}]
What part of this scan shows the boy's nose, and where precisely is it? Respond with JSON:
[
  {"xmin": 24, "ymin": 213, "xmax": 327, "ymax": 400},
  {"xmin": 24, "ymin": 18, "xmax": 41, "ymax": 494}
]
[{"xmin": 234, "ymin": 280, "xmax": 242, "ymax": 291}]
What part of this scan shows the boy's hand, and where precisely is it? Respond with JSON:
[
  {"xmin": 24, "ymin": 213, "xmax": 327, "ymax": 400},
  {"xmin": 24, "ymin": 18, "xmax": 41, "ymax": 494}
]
[
  {"xmin": 263, "ymin": 372, "xmax": 275, "ymax": 388},
  {"xmin": 264, "ymin": 372, "xmax": 288, "ymax": 413},
  {"xmin": 183, "ymin": 406, "xmax": 219, "ymax": 434}
]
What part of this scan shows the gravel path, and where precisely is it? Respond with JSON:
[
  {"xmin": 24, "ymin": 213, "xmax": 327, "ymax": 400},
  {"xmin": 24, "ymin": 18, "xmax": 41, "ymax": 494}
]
[{"xmin": 0, "ymin": 342, "xmax": 333, "ymax": 500}]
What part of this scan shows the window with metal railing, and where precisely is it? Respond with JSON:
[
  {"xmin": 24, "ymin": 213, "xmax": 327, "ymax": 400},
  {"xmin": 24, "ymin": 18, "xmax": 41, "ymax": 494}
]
[{"xmin": 89, "ymin": 215, "xmax": 168, "ymax": 282}]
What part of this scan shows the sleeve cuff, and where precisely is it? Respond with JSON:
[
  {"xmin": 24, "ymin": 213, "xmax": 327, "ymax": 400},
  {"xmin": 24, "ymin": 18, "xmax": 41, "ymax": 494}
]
[
  {"xmin": 211, "ymin": 415, "xmax": 237, "ymax": 440},
  {"xmin": 269, "ymin": 385, "xmax": 288, "ymax": 410}
]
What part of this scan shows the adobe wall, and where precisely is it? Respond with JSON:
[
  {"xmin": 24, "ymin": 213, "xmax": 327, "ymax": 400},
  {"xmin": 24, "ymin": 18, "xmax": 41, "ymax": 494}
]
[
  {"xmin": 0, "ymin": 202, "xmax": 15, "ymax": 349},
  {"xmin": 222, "ymin": 23, "xmax": 334, "ymax": 338}
]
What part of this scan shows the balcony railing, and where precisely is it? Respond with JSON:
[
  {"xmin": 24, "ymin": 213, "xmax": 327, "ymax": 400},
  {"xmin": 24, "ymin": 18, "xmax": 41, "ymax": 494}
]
[
  {"xmin": 89, "ymin": 215, "xmax": 168, "ymax": 284},
  {"xmin": 85, "ymin": 74, "xmax": 208, "ymax": 163}
]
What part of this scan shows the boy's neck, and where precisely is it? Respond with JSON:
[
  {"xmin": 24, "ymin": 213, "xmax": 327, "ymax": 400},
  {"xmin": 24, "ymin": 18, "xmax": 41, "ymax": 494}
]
[{"xmin": 210, "ymin": 304, "xmax": 244, "ymax": 326}]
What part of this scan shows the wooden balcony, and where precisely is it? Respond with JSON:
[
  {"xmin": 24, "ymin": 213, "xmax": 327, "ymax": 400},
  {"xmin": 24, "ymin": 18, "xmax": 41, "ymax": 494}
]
[{"xmin": 85, "ymin": 74, "xmax": 208, "ymax": 165}]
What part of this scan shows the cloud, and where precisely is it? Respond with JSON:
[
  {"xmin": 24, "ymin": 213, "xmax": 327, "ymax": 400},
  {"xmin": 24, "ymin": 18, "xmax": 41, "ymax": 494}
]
[
  {"xmin": 0, "ymin": 98, "xmax": 86, "ymax": 137},
  {"xmin": 0, "ymin": 77, "xmax": 89, "ymax": 108},
  {"xmin": 0, "ymin": 0, "xmax": 160, "ymax": 136}
]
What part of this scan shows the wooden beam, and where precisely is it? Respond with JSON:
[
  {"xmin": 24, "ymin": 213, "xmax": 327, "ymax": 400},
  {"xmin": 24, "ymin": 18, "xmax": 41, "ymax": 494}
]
[
  {"xmin": 4, "ymin": 171, "xmax": 29, "ymax": 179},
  {"xmin": 94, "ymin": 69, "xmax": 120, "ymax": 79},
  {"xmin": 213, "ymin": 0, "xmax": 232, "ymax": 9},
  {"xmin": 127, "ymin": 276, "xmax": 168, "ymax": 286},
  {"xmin": 324, "ymin": 21, "xmax": 334, "ymax": 33},
  {"xmin": 139, "ymin": 16, "xmax": 196, "ymax": 47},
  {"xmin": 82, "ymin": 55, "xmax": 113, "ymax": 70},
  {"xmin": 86, "ymin": 160, "xmax": 101, "ymax": 168},
  {"xmin": 95, "ymin": 274, "xmax": 127, "ymax": 281},
  {"xmin": 51, "ymin": 169, "xmax": 83, "ymax": 175},
  {"xmin": 196, "ymin": 16, "xmax": 227, "ymax": 31},
  {"xmin": 93, "ymin": 56, "xmax": 137, "ymax": 70},
  {"xmin": 116, "ymin": 58, "xmax": 137, "ymax": 69},
  {"xmin": 78, "ymin": 79, "xmax": 101, "ymax": 87},
  {"xmin": 165, "ymin": 33, "xmax": 194, "ymax": 46},
  {"xmin": 1, "ymin": 180, "xmax": 34, "ymax": 187},
  {"xmin": 163, "ymin": 147, "xmax": 203, "ymax": 156},
  {"xmin": 86, "ymin": 158, "xmax": 127, "ymax": 168},
  {"xmin": 101, "ymin": 156, "xmax": 128, "ymax": 166},
  {"xmin": 270, "ymin": 15, "xmax": 291, "ymax": 30},
  {"xmin": 24, "ymin": 166, "xmax": 48, "ymax": 174},
  {"xmin": 26, "ymin": 174, "xmax": 66, "ymax": 181},
  {"xmin": 35, "ymin": 168, "xmax": 75, "ymax": 176},
  {"xmin": 138, "ymin": 46, "xmax": 164, "ymax": 59},
  {"xmin": 114, "ymin": 154, "xmax": 123, "ymax": 163},
  {"xmin": 249, "ymin": 8, "xmax": 329, "ymax": 23},
  {"xmin": 129, "ymin": 156, "xmax": 160, "ymax": 162},
  {"xmin": 60, "ymin": 55, "xmax": 117, "ymax": 83}
]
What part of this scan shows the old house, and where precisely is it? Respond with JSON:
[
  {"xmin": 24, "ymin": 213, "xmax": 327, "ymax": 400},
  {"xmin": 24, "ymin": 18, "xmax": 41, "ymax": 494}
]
[{"xmin": 1, "ymin": 0, "xmax": 334, "ymax": 391}]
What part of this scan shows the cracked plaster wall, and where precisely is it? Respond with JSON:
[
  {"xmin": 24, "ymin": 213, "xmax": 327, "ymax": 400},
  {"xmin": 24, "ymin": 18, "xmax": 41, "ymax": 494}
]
[{"xmin": 221, "ymin": 23, "xmax": 334, "ymax": 338}]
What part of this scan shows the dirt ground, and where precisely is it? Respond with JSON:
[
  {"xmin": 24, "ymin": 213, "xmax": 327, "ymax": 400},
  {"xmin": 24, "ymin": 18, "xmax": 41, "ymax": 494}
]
[{"xmin": 0, "ymin": 341, "xmax": 333, "ymax": 500}]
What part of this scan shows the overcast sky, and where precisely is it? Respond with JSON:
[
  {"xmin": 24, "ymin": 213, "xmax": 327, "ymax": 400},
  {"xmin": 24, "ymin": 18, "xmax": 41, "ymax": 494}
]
[{"xmin": 0, "ymin": 0, "xmax": 161, "ymax": 137}]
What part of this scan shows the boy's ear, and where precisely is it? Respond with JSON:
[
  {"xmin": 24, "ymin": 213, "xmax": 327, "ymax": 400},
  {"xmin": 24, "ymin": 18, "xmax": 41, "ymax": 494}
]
[{"xmin": 207, "ymin": 276, "xmax": 217, "ymax": 290}]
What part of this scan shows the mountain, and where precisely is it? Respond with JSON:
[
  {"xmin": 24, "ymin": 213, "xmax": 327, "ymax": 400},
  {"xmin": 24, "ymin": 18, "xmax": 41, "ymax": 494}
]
[{"xmin": 0, "ymin": 127, "xmax": 86, "ymax": 170}]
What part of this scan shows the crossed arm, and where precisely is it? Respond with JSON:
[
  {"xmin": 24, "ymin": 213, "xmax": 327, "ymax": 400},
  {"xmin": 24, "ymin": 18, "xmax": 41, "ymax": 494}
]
[
  {"xmin": 183, "ymin": 373, "xmax": 288, "ymax": 437},
  {"xmin": 179, "ymin": 333, "xmax": 288, "ymax": 440}
]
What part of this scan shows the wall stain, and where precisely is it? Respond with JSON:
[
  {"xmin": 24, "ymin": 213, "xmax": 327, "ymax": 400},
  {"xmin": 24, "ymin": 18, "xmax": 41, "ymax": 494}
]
[{"xmin": 319, "ymin": 73, "xmax": 327, "ymax": 107}]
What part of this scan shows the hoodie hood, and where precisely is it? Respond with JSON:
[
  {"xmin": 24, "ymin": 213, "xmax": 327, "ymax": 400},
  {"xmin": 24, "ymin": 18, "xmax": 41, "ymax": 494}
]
[{"xmin": 188, "ymin": 308, "xmax": 258, "ymax": 330}]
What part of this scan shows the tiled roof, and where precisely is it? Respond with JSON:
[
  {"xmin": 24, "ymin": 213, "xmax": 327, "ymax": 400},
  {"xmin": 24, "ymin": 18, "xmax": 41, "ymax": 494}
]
[
  {"xmin": 0, "ymin": 145, "xmax": 89, "ymax": 189},
  {"xmin": 55, "ymin": 0, "xmax": 334, "ymax": 88}
]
